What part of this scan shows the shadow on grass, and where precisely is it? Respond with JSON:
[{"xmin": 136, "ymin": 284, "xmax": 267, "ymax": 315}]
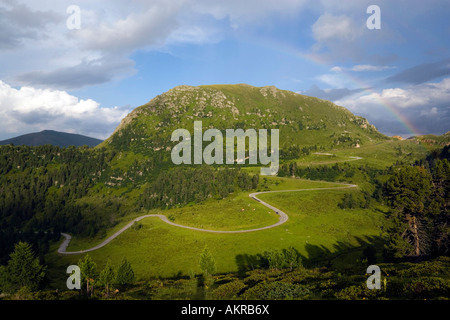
[{"xmin": 235, "ymin": 235, "xmax": 385, "ymax": 277}]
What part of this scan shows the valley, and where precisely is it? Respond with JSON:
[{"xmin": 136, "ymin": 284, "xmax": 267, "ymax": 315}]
[{"xmin": 0, "ymin": 84, "xmax": 448, "ymax": 301}]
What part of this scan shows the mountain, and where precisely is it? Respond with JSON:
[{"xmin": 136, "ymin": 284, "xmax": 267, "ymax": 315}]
[
  {"xmin": 409, "ymin": 131, "xmax": 450, "ymax": 147},
  {"xmin": 101, "ymin": 84, "xmax": 387, "ymax": 160},
  {"xmin": 0, "ymin": 130, "xmax": 103, "ymax": 147}
]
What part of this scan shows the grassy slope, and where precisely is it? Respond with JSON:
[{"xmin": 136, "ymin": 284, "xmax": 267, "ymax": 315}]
[
  {"xmin": 294, "ymin": 139, "xmax": 430, "ymax": 169},
  {"xmin": 43, "ymin": 85, "xmax": 445, "ymax": 290},
  {"xmin": 46, "ymin": 137, "xmax": 435, "ymax": 288},
  {"xmin": 99, "ymin": 84, "xmax": 387, "ymax": 161},
  {"xmin": 46, "ymin": 177, "xmax": 386, "ymax": 288}
]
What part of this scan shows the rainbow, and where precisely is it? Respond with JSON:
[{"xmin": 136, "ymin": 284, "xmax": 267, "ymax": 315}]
[
  {"xmin": 248, "ymin": 35, "xmax": 423, "ymax": 138},
  {"xmin": 330, "ymin": 70, "xmax": 422, "ymax": 138}
]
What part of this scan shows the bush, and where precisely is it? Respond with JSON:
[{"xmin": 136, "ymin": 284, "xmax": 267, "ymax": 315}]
[
  {"xmin": 242, "ymin": 281, "xmax": 310, "ymax": 300},
  {"xmin": 212, "ymin": 280, "xmax": 246, "ymax": 300},
  {"xmin": 334, "ymin": 284, "xmax": 382, "ymax": 300},
  {"xmin": 404, "ymin": 277, "xmax": 450, "ymax": 299}
]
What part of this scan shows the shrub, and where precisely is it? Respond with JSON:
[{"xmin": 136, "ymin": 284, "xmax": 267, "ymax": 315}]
[
  {"xmin": 242, "ymin": 281, "xmax": 310, "ymax": 300},
  {"xmin": 212, "ymin": 280, "xmax": 246, "ymax": 300},
  {"xmin": 404, "ymin": 277, "xmax": 450, "ymax": 299}
]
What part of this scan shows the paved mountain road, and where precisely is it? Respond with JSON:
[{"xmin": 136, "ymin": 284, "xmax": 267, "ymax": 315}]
[{"xmin": 58, "ymin": 183, "xmax": 357, "ymax": 255}]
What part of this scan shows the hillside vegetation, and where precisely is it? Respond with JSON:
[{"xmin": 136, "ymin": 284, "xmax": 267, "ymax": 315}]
[
  {"xmin": 0, "ymin": 84, "xmax": 448, "ymax": 300},
  {"xmin": 102, "ymin": 84, "xmax": 387, "ymax": 159}
]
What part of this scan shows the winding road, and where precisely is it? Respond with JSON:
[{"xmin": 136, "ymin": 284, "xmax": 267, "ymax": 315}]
[{"xmin": 58, "ymin": 183, "xmax": 357, "ymax": 255}]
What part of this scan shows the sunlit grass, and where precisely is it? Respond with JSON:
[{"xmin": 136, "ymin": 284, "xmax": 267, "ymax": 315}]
[{"xmin": 47, "ymin": 177, "xmax": 386, "ymax": 287}]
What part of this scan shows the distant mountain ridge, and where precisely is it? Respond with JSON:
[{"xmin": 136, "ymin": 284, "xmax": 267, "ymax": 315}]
[{"xmin": 0, "ymin": 130, "xmax": 103, "ymax": 147}]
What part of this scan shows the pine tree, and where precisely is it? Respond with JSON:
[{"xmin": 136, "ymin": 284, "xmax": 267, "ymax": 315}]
[
  {"xmin": 78, "ymin": 254, "xmax": 97, "ymax": 297},
  {"xmin": 252, "ymin": 174, "xmax": 259, "ymax": 189},
  {"xmin": 115, "ymin": 257, "xmax": 135, "ymax": 288},
  {"xmin": 100, "ymin": 259, "xmax": 116, "ymax": 297},
  {"xmin": 0, "ymin": 241, "xmax": 46, "ymax": 293},
  {"xmin": 384, "ymin": 166, "xmax": 432, "ymax": 257}
]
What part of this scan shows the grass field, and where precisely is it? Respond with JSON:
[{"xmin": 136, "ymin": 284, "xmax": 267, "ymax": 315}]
[
  {"xmin": 293, "ymin": 139, "xmax": 430, "ymax": 169},
  {"xmin": 46, "ymin": 176, "xmax": 387, "ymax": 289}
]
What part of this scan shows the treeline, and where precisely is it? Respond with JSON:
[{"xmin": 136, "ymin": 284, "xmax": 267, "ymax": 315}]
[
  {"xmin": 0, "ymin": 145, "xmax": 117, "ymax": 263},
  {"xmin": 278, "ymin": 161, "xmax": 386, "ymax": 182},
  {"xmin": 140, "ymin": 166, "xmax": 259, "ymax": 209},
  {"xmin": 279, "ymin": 144, "xmax": 316, "ymax": 160}
]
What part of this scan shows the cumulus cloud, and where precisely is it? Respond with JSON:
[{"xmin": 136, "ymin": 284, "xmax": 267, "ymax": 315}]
[
  {"xmin": 2, "ymin": 0, "xmax": 311, "ymax": 90},
  {"xmin": 0, "ymin": 80, "xmax": 130, "ymax": 140},
  {"xmin": 76, "ymin": 1, "xmax": 184, "ymax": 53},
  {"xmin": 335, "ymin": 78, "xmax": 450, "ymax": 136},
  {"xmin": 337, "ymin": 79, "xmax": 450, "ymax": 113}
]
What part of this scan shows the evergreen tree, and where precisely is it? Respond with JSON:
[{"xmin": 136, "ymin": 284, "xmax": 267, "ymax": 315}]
[
  {"xmin": 252, "ymin": 174, "xmax": 259, "ymax": 189},
  {"xmin": 384, "ymin": 166, "xmax": 432, "ymax": 258},
  {"xmin": 115, "ymin": 257, "xmax": 135, "ymax": 288},
  {"xmin": 264, "ymin": 250, "xmax": 286, "ymax": 271},
  {"xmin": 100, "ymin": 259, "xmax": 116, "ymax": 297},
  {"xmin": 78, "ymin": 254, "xmax": 97, "ymax": 297},
  {"xmin": 0, "ymin": 242, "xmax": 46, "ymax": 293},
  {"xmin": 199, "ymin": 246, "xmax": 216, "ymax": 277},
  {"xmin": 284, "ymin": 247, "xmax": 302, "ymax": 271}
]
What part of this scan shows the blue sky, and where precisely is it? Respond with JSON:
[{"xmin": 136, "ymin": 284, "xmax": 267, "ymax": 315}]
[{"xmin": 0, "ymin": 0, "xmax": 449, "ymax": 140}]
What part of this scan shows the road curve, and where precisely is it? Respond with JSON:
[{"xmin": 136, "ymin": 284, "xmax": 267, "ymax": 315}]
[{"xmin": 58, "ymin": 183, "xmax": 357, "ymax": 255}]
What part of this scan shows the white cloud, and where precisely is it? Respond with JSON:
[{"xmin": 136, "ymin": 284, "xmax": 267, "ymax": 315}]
[
  {"xmin": 14, "ymin": 55, "xmax": 136, "ymax": 90},
  {"xmin": 2, "ymin": 0, "xmax": 311, "ymax": 90},
  {"xmin": 330, "ymin": 66, "xmax": 343, "ymax": 72},
  {"xmin": 331, "ymin": 65, "xmax": 395, "ymax": 73},
  {"xmin": 337, "ymin": 79, "xmax": 450, "ymax": 112},
  {"xmin": 420, "ymin": 107, "xmax": 439, "ymax": 117},
  {"xmin": 332, "ymin": 78, "xmax": 450, "ymax": 136},
  {"xmin": 312, "ymin": 13, "xmax": 361, "ymax": 43},
  {"xmin": 316, "ymin": 73, "xmax": 354, "ymax": 89},
  {"xmin": 192, "ymin": 0, "xmax": 309, "ymax": 24},
  {"xmin": 0, "ymin": 0, "xmax": 62, "ymax": 49},
  {"xmin": 334, "ymin": 78, "xmax": 450, "ymax": 134},
  {"xmin": 0, "ymin": 80, "xmax": 130, "ymax": 140},
  {"xmin": 351, "ymin": 65, "xmax": 394, "ymax": 72},
  {"xmin": 76, "ymin": 1, "xmax": 184, "ymax": 52}
]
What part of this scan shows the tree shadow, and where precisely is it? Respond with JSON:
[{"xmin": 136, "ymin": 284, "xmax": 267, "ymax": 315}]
[
  {"xmin": 235, "ymin": 253, "xmax": 267, "ymax": 277},
  {"xmin": 301, "ymin": 235, "xmax": 384, "ymax": 272},
  {"xmin": 374, "ymin": 207, "xmax": 391, "ymax": 218},
  {"xmin": 235, "ymin": 235, "xmax": 385, "ymax": 275}
]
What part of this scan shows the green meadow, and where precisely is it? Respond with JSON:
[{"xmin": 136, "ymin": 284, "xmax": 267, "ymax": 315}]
[
  {"xmin": 46, "ymin": 176, "xmax": 387, "ymax": 287},
  {"xmin": 45, "ymin": 139, "xmax": 432, "ymax": 288},
  {"xmin": 294, "ymin": 139, "xmax": 430, "ymax": 169},
  {"xmin": 44, "ymin": 138, "xmax": 434, "ymax": 289}
]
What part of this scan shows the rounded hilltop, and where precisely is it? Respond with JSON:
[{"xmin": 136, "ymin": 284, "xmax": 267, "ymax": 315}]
[{"xmin": 99, "ymin": 83, "xmax": 387, "ymax": 154}]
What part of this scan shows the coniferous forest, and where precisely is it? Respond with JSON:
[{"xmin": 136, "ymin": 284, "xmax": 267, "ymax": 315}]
[{"xmin": 0, "ymin": 144, "xmax": 260, "ymax": 264}]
